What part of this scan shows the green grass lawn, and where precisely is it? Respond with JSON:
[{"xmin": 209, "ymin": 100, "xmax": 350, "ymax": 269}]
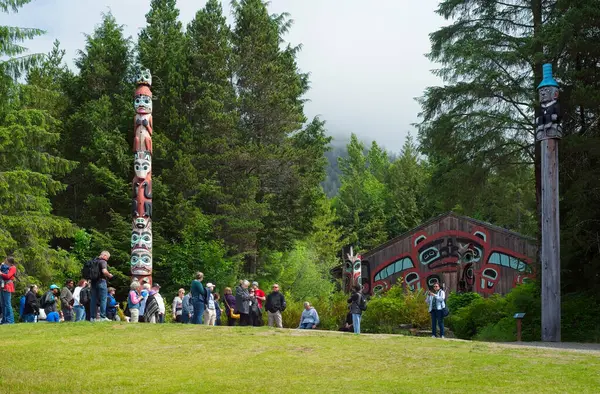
[{"xmin": 1, "ymin": 323, "xmax": 598, "ymax": 393}]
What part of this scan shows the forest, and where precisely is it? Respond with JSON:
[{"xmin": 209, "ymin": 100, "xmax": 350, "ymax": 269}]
[{"xmin": 1, "ymin": 0, "xmax": 599, "ymax": 320}]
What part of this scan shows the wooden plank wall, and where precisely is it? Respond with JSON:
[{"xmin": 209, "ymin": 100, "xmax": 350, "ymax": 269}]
[{"xmin": 362, "ymin": 214, "xmax": 537, "ymax": 296}]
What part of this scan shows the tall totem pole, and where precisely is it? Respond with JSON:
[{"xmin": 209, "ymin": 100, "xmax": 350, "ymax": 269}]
[
  {"xmin": 536, "ymin": 63, "xmax": 561, "ymax": 342},
  {"xmin": 131, "ymin": 69, "xmax": 153, "ymax": 284}
]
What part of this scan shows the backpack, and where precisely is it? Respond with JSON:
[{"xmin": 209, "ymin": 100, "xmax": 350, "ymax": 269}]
[
  {"xmin": 40, "ymin": 291, "xmax": 54, "ymax": 307},
  {"xmin": 81, "ymin": 259, "xmax": 101, "ymax": 281},
  {"xmin": 358, "ymin": 293, "xmax": 368, "ymax": 311},
  {"xmin": 79, "ymin": 288, "xmax": 90, "ymax": 306}
]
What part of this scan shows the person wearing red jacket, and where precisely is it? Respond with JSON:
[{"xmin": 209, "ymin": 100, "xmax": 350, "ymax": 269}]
[{"xmin": 0, "ymin": 256, "xmax": 17, "ymax": 324}]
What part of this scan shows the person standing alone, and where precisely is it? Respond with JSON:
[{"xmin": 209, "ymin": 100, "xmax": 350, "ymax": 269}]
[
  {"xmin": 86, "ymin": 251, "xmax": 114, "ymax": 322},
  {"xmin": 426, "ymin": 282, "xmax": 446, "ymax": 338},
  {"xmin": 0, "ymin": 256, "xmax": 16, "ymax": 324},
  {"xmin": 348, "ymin": 285, "xmax": 365, "ymax": 334},
  {"xmin": 265, "ymin": 284, "xmax": 286, "ymax": 328}
]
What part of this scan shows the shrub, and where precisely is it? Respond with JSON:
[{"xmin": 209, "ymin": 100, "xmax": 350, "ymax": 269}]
[
  {"xmin": 447, "ymin": 292, "xmax": 482, "ymax": 313},
  {"xmin": 361, "ymin": 284, "xmax": 429, "ymax": 334},
  {"xmin": 448, "ymin": 282, "xmax": 539, "ymax": 341},
  {"xmin": 562, "ymin": 292, "xmax": 600, "ymax": 342},
  {"xmin": 447, "ymin": 295, "xmax": 508, "ymax": 339},
  {"xmin": 281, "ymin": 291, "xmax": 348, "ymax": 330}
]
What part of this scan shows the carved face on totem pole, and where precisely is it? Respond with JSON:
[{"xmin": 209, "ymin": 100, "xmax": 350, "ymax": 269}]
[
  {"xmin": 131, "ymin": 229, "xmax": 152, "ymax": 251},
  {"xmin": 134, "ymin": 85, "xmax": 153, "ymax": 114},
  {"xmin": 539, "ymin": 86, "xmax": 559, "ymax": 105},
  {"xmin": 131, "ymin": 248, "xmax": 152, "ymax": 276},
  {"xmin": 134, "ymin": 151, "xmax": 151, "ymax": 180},
  {"xmin": 135, "ymin": 217, "xmax": 150, "ymax": 230},
  {"xmin": 344, "ymin": 247, "xmax": 362, "ymax": 292},
  {"xmin": 136, "ymin": 68, "xmax": 152, "ymax": 87}
]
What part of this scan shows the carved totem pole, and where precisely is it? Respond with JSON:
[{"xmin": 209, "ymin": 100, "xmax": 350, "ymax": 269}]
[
  {"xmin": 344, "ymin": 247, "xmax": 362, "ymax": 293},
  {"xmin": 131, "ymin": 69, "xmax": 153, "ymax": 284},
  {"xmin": 536, "ymin": 63, "xmax": 561, "ymax": 342}
]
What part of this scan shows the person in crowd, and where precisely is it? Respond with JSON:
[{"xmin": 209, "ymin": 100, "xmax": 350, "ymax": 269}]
[
  {"xmin": 42, "ymin": 285, "xmax": 61, "ymax": 323},
  {"xmin": 235, "ymin": 280, "xmax": 252, "ymax": 326},
  {"xmin": 60, "ymin": 279, "xmax": 74, "ymax": 322},
  {"xmin": 265, "ymin": 283, "xmax": 286, "ymax": 328},
  {"xmin": 80, "ymin": 281, "xmax": 92, "ymax": 321},
  {"xmin": 251, "ymin": 281, "xmax": 265, "ymax": 326},
  {"xmin": 213, "ymin": 293, "xmax": 222, "ymax": 326},
  {"xmin": 89, "ymin": 250, "xmax": 114, "ymax": 322},
  {"xmin": 22, "ymin": 284, "xmax": 40, "ymax": 323},
  {"xmin": 139, "ymin": 282, "xmax": 151, "ymax": 322},
  {"xmin": 152, "ymin": 283, "xmax": 165, "ymax": 323},
  {"xmin": 172, "ymin": 288, "xmax": 184, "ymax": 322},
  {"xmin": 191, "ymin": 272, "xmax": 207, "ymax": 324},
  {"xmin": 181, "ymin": 291, "xmax": 193, "ymax": 324},
  {"xmin": 298, "ymin": 302, "xmax": 319, "ymax": 329},
  {"xmin": 72, "ymin": 280, "xmax": 87, "ymax": 322},
  {"xmin": 144, "ymin": 284, "xmax": 160, "ymax": 323},
  {"xmin": 128, "ymin": 281, "xmax": 144, "ymax": 323},
  {"xmin": 107, "ymin": 287, "xmax": 118, "ymax": 321},
  {"xmin": 223, "ymin": 287, "xmax": 237, "ymax": 326},
  {"xmin": 348, "ymin": 284, "xmax": 364, "ymax": 334},
  {"xmin": 0, "ymin": 256, "xmax": 17, "ymax": 324},
  {"xmin": 249, "ymin": 287, "xmax": 262, "ymax": 326},
  {"xmin": 203, "ymin": 283, "xmax": 217, "ymax": 326},
  {"xmin": 426, "ymin": 282, "xmax": 446, "ymax": 338},
  {"xmin": 18, "ymin": 291, "xmax": 26, "ymax": 322},
  {"xmin": 339, "ymin": 312, "xmax": 354, "ymax": 332}
]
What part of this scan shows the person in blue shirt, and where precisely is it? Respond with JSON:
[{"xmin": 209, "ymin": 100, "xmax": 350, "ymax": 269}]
[
  {"xmin": 107, "ymin": 287, "xmax": 118, "ymax": 321},
  {"xmin": 298, "ymin": 302, "xmax": 319, "ymax": 329}
]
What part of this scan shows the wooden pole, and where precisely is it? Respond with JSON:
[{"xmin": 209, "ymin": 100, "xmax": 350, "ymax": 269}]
[
  {"xmin": 516, "ymin": 319, "xmax": 522, "ymax": 342},
  {"xmin": 537, "ymin": 63, "xmax": 561, "ymax": 342},
  {"xmin": 541, "ymin": 138, "xmax": 561, "ymax": 341}
]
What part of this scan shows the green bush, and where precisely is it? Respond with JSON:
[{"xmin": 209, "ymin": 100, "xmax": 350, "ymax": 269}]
[
  {"xmin": 448, "ymin": 283, "xmax": 540, "ymax": 341},
  {"xmin": 280, "ymin": 291, "xmax": 348, "ymax": 330},
  {"xmin": 447, "ymin": 295, "xmax": 508, "ymax": 339},
  {"xmin": 447, "ymin": 292, "xmax": 482, "ymax": 313},
  {"xmin": 562, "ymin": 292, "xmax": 600, "ymax": 342},
  {"xmin": 361, "ymin": 284, "xmax": 429, "ymax": 334},
  {"xmin": 476, "ymin": 317, "xmax": 516, "ymax": 342}
]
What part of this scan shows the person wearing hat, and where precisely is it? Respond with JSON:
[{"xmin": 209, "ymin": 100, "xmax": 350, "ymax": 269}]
[
  {"xmin": 41, "ymin": 285, "xmax": 61, "ymax": 323},
  {"xmin": 203, "ymin": 283, "xmax": 217, "ymax": 326},
  {"xmin": 251, "ymin": 281, "xmax": 265, "ymax": 326}
]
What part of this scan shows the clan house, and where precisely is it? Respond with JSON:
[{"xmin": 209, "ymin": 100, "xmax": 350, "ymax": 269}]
[{"xmin": 344, "ymin": 212, "xmax": 537, "ymax": 296}]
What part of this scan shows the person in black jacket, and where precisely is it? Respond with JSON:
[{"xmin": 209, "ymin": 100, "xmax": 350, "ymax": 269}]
[
  {"xmin": 265, "ymin": 284, "xmax": 286, "ymax": 328},
  {"xmin": 23, "ymin": 285, "xmax": 40, "ymax": 323},
  {"xmin": 348, "ymin": 284, "xmax": 363, "ymax": 334}
]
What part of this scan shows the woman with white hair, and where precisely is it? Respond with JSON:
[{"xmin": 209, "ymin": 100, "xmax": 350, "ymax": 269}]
[
  {"xmin": 127, "ymin": 281, "xmax": 144, "ymax": 323},
  {"xmin": 235, "ymin": 280, "xmax": 252, "ymax": 326},
  {"xmin": 298, "ymin": 302, "xmax": 319, "ymax": 329}
]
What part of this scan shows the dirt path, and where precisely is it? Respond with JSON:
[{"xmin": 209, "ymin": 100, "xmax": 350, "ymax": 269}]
[{"xmin": 496, "ymin": 341, "xmax": 600, "ymax": 354}]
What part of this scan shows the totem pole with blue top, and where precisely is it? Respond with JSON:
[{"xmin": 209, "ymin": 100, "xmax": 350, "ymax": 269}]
[{"xmin": 536, "ymin": 63, "xmax": 561, "ymax": 342}]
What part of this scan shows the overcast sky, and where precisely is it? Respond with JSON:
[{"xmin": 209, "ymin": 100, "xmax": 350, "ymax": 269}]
[{"xmin": 1, "ymin": 0, "xmax": 444, "ymax": 153}]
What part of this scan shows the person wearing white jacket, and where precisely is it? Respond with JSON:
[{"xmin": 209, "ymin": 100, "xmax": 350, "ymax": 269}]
[{"xmin": 426, "ymin": 283, "xmax": 446, "ymax": 338}]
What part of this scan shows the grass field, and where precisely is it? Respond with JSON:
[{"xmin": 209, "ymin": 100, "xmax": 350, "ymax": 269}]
[{"xmin": 1, "ymin": 323, "xmax": 599, "ymax": 393}]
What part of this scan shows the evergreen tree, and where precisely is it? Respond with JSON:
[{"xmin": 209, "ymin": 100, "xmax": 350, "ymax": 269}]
[
  {"xmin": 53, "ymin": 13, "xmax": 135, "ymax": 285},
  {"xmin": 334, "ymin": 134, "xmax": 388, "ymax": 251},
  {"xmin": 232, "ymin": 0, "xmax": 328, "ymax": 271},
  {"xmin": 416, "ymin": 0, "xmax": 551, "ymax": 232},
  {"xmin": 0, "ymin": 3, "xmax": 77, "ymax": 284},
  {"xmin": 138, "ymin": 0, "xmax": 187, "ymax": 171},
  {"xmin": 385, "ymin": 134, "xmax": 428, "ymax": 237}
]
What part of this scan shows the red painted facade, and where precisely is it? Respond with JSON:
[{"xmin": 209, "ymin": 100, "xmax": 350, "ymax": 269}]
[{"xmin": 360, "ymin": 213, "xmax": 537, "ymax": 296}]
